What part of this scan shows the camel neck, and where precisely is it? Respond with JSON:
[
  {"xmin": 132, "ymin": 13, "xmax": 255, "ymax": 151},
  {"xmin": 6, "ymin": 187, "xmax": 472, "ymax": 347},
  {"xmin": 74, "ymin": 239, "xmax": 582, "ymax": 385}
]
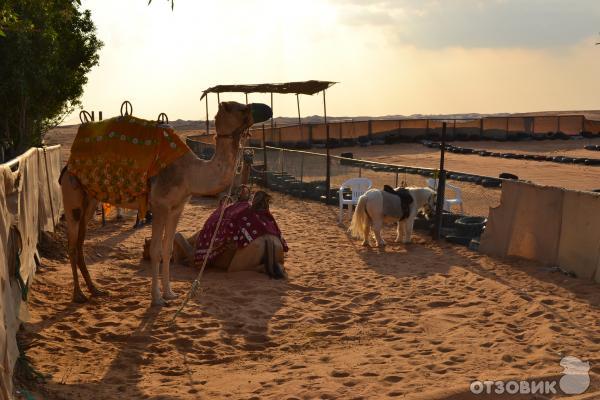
[{"xmin": 185, "ymin": 135, "xmax": 240, "ymax": 196}]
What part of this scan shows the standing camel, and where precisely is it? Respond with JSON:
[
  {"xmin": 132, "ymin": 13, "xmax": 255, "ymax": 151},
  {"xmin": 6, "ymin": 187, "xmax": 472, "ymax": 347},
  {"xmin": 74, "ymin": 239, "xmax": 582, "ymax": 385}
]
[{"xmin": 60, "ymin": 101, "xmax": 271, "ymax": 306}]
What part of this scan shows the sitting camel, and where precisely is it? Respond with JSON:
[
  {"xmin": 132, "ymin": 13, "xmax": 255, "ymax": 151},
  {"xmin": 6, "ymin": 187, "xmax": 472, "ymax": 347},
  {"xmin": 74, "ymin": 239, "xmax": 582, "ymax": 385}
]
[
  {"xmin": 148, "ymin": 188, "xmax": 287, "ymax": 278},
  {"xmin": 349, "ymin": 185, "xmax": 436, "ymax": 247},
  {"xmin": 60, "ymin": 101, "xmax": 272, "ymax": 305}
]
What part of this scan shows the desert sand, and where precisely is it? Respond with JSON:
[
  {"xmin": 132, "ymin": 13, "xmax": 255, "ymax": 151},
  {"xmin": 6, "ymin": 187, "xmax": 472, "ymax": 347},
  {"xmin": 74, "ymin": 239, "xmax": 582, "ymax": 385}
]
[{"xmin": 17, "ymin": 127, "xmax": 600, "ymax": 399}]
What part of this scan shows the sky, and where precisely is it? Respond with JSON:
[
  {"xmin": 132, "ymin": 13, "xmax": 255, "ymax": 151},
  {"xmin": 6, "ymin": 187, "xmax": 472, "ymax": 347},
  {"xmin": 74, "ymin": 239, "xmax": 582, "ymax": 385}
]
[{"xmin": 67, "ymin": 0, "xmax": 600, "ymax": 124}]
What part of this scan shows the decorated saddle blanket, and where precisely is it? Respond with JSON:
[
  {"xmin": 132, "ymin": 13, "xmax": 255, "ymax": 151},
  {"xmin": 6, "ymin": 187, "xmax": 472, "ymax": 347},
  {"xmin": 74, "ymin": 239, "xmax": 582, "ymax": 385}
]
[
  {"xmin": 194, "ymin": 201, "xmax": 288, "ymax": 267},
  {"xmin": 67, "ymin": 115, "xmax": 190, "ymax": 216}
]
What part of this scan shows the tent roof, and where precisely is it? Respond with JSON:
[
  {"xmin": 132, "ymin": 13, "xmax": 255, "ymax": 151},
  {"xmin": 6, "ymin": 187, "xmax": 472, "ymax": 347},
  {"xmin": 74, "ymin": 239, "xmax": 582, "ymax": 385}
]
[{"xmin": 200, "ymin": 80, "xmax": 336, "ymax": 100}]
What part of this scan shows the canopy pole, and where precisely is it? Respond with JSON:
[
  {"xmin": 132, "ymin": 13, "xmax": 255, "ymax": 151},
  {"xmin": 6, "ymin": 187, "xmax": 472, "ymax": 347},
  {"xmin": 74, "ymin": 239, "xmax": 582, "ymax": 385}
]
[
  {"xmin": 217, "ymin": 93, "xmax": 220, "ymax": 104},
  {"xmin": 323, "ymin": 89, "xmax": 330, "ymax": 204},
  {"xmin": 245, "ymin": 93, "xmax": 248, "ymax": 105},
  {"xmin": 270, "ymin": 92, "xmax": 275, "ymax": 145},
  {"xmin": 296, "ymin": 94, "xmax": 303, "ymax": 143},
  {"xmin": 205, "ymin": 94, "xmax": 209, "ymax": 135}
]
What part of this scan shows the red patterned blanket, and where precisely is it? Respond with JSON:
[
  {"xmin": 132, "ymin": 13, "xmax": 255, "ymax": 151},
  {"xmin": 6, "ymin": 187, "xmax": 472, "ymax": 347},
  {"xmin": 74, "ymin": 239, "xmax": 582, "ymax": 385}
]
[{"xmin": 194, "ymin": 202, "xmax": 288, "ymax": 266}]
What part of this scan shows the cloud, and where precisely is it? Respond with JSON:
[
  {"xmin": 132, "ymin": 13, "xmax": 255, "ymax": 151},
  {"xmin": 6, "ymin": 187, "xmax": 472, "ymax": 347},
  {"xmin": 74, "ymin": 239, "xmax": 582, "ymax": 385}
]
[{"xmin": 333, "ymin": 0, "xmax": 600, "ymax": 48}]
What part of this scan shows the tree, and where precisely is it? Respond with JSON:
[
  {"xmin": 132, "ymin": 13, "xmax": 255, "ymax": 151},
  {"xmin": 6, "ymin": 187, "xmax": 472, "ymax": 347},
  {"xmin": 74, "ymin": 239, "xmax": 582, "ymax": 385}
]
[{"xmin": 0, "ymin": 0, "xmax": 102, "ymax": 158}]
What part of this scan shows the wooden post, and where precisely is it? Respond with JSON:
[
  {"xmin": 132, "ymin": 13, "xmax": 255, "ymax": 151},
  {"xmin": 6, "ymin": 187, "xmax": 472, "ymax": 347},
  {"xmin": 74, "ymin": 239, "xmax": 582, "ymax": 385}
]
[
  {"xmin": 262, "ymin": 123, "xmax": 268, "ymax": 188},
  {"xmin": 432, "ymin": 122, "xmax": 447, "ymax": 240},
  {"xmin": 205, "ymin": 94, "xmax": 210, "ymax": 135},
  {"xmin": 324, "ymin": 89, "xmax": 331, "ymax": 203},
  {"xmin": 99, "ymin": 111, "xmax": 106, "ymax": 226},
  {"xmin": 270, "ymin": 92, "xmax": 274, "ymax": 146},
  {"xmin": 296, "ymin": 94, "xmax": 303, "ymax": 143}
]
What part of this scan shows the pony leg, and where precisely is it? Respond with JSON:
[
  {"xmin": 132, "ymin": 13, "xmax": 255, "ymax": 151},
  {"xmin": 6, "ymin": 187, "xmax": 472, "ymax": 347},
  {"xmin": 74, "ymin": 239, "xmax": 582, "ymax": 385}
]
[
  {"xmin": 372, "ymin": 219, "xmax": 385, "ymax": 247},
  {"xmin": 403, "ymin": 216, "xmax": 415, "ymax": 244},
  {"xmin": 395, "ymin": 220, "xmax": 404, "ymax": 242},
  {"xmin": 361, "ymin": 221, "xmax": 370, "ymax": 246}
]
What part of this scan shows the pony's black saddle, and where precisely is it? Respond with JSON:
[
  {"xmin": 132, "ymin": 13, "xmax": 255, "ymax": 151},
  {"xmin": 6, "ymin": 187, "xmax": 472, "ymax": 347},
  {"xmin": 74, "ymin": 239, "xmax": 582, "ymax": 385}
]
[{"xmin": 383, "ymin": 185, "xmax": 413, "ymax": 220}]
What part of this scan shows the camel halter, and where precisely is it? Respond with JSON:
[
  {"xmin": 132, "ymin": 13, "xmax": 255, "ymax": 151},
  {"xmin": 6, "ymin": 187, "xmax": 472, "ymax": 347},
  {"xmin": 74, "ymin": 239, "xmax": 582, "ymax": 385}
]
[{"xmin": 172, "ymin": 127, "xmax": 249, "ymax": 323}]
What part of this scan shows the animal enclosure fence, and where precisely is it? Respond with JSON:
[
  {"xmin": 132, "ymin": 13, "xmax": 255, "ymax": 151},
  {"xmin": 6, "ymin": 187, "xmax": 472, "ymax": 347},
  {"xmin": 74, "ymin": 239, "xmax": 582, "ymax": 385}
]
[
  {"xmin": 185, "ymin": 137, "xmax": 502, "ymax": 219},
  {"xmin": 246, "ymin": 115, "xmax": 600, "ymax": 149},
  {"xmin": 0, "ymin": 146, "xmax": 62, "ymax": 400}
]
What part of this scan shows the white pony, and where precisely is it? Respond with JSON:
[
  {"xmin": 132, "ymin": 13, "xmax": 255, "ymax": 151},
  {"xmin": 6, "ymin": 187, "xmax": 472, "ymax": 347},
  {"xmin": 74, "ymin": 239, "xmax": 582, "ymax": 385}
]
[{"xmin": 349, "ymin": 186, "xmax": 436, "ymax": 247}]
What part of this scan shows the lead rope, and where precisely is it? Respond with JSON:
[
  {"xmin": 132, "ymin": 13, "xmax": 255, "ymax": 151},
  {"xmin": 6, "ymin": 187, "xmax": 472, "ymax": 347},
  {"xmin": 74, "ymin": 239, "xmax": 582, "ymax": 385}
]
[{"xmin": 171, "ymin": 131, "xmax": 249, "ymax": 323}]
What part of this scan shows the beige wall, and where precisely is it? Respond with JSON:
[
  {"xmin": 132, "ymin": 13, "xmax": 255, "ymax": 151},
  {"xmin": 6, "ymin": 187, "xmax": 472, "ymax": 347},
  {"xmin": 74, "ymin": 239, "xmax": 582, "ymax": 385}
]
[
  {"xmin": 480, "ymin": 180, "xmax": 600, "ymax": 284},
  {"xmin": 249, "ymin": 115, "xmax": 596, "ymax": 145}
]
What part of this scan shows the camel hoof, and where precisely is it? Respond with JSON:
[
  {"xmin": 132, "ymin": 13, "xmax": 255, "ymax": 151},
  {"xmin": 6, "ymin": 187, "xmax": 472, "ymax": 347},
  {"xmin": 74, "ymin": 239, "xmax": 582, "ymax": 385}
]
[
  {"xmin": 163, "ymin": 290, "xmax": 178, "ymax": 300},
  {"xmin": 91, "ymin": 287, "xmax": 109, "ymax": 297},
  {"xmin": 361, "ymin": 240, "xmax": 369, "ymax": 247},
  {"xmin": 72, "ymin": 291, "xmax": 88, "ymax": 303},
  {"xmin": 151, "ymin": 297, "xmax": 168, "ymax": 307}
]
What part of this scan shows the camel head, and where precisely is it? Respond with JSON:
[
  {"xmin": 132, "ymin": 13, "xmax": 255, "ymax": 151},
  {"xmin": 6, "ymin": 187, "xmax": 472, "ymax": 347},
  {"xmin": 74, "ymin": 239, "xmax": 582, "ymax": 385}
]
[{"xmin": 215, "ymin": 101, "xmax": 272, "ymax": 140}]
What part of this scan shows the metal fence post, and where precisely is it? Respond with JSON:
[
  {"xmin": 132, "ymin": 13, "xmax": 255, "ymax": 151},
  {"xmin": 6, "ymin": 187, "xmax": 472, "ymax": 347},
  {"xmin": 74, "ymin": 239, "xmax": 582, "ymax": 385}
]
[
  {"xmin": 433, "ymin": 122, "xmax": 447, "ymax": 240},
  {"xmin": 324, "ymin": 90, "xmax": 331, "ymax": 203},
  {"xmin": 262, "ymin": 124, "xmax": 268, "ymax": 188}
]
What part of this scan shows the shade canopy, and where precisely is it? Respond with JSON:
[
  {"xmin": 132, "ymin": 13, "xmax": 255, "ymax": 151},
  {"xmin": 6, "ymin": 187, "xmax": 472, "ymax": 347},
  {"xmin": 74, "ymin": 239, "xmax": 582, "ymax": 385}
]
[{"xmin": 200, "ymin": 80, "xmax": 336, "ymax": 100}]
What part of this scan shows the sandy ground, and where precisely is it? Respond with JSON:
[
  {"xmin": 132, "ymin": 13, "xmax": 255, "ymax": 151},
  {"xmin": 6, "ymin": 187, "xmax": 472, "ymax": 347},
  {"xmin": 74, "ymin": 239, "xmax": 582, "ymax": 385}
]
[
  {"xmin": 16, "ymin": 127, "xmax": 600, "ymax": 399},
  {"xmin": 323, "ymin": 139, "xmax": 600, "ymax": 193}
]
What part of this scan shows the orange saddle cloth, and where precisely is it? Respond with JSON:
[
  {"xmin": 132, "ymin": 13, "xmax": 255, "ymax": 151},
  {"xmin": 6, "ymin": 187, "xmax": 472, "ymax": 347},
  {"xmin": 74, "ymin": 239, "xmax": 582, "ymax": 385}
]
[{"xmin": 67, "ymin": 115, "xmax": 190, "ymax": 215}]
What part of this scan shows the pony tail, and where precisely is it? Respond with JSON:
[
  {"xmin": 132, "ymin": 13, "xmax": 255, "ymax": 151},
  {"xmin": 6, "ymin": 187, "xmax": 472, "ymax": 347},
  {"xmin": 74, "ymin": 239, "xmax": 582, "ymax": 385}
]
[{"xmin": 349, "ymin": 195, "xmax": 368, "ymax": 239}]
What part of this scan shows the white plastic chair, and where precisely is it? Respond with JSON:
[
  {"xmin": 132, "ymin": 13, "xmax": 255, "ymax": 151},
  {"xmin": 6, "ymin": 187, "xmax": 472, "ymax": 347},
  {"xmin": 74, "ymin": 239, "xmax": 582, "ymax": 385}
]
[
  {"xmin": 339, "ymin": 178, "xmax": 372, "ymax": 223},
  {"xmin": 426, "ymin": 178, "xmax": 464, "ymax": 214}
]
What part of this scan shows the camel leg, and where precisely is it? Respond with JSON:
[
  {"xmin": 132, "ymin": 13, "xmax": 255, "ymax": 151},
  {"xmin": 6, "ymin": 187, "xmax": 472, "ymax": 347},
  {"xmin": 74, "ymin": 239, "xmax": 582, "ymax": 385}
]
[
  {"xmin": 61, "ymin": 171, "xmax": 88, "ymax": 303},
  {"xmin": 66, "ymin": 209, "xmax": 87, "ymax": 303},
  {"xmin": 76, "ymin": 197, "xmax": 107, "ymax": 297},
  {"xmin": 228, "ymin": 235, "xmax": 285, "ymax": 275},
  {"xmin": 149, "ymin": 205, "xmax": 167, "ymax": 306},
  {"xmin": 161, "ymin": 204, "xmax": 184, "ymax": 300}
]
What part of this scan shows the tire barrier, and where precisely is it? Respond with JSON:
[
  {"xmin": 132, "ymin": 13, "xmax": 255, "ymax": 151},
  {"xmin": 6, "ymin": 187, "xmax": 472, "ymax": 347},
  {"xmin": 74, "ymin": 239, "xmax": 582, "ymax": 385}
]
[
  {"xmin": 442, "ymin": 215, "xmax": 487, "ymax": 248},
  {"xmin": 245, "ymin": 148, "xmax": 504, "ymax": 209},
  {"xmin": 421, "ymin": 141, "xmax": 600, "ymax": 167}
]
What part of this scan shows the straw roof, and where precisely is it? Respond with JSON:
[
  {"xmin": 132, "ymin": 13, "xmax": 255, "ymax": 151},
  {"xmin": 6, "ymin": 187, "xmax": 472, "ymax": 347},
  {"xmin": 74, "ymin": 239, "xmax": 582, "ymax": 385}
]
[{"xmin": 200, "ymin": 80, "xmax": 336, "ymax": 100}]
